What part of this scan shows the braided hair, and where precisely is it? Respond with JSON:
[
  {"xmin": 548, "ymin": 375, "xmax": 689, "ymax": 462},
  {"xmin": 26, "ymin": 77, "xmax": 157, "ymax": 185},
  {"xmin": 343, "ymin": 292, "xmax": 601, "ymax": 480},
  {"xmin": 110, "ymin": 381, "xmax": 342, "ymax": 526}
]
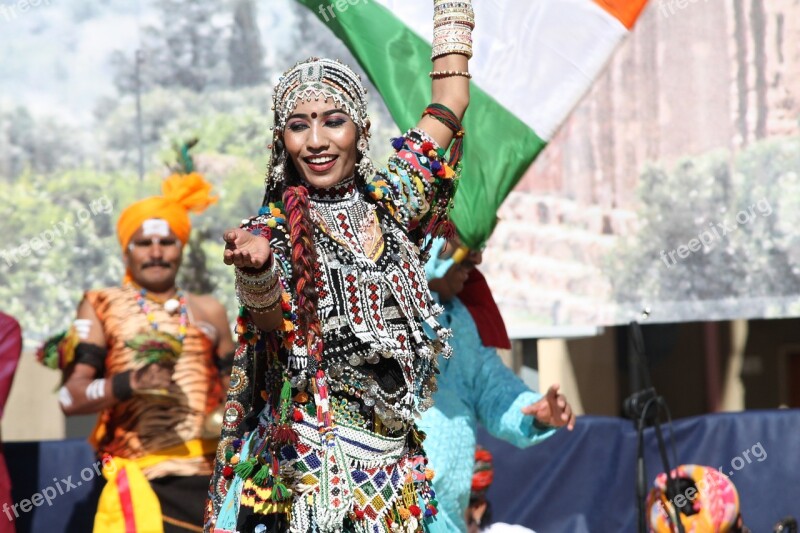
[
  {"xmin": 263, "ymin": 58, "xmax": 372, "ymax": 356},
  {"xmin": 282, "ymin": 185, "xmax": 323, "ymax": 356}
]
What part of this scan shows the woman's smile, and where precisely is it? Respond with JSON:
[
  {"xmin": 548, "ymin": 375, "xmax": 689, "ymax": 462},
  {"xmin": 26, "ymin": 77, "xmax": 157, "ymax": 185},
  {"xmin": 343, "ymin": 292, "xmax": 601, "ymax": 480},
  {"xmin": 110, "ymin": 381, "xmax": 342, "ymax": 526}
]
[{"xmin": 304, "ymin": 154, "xmax": 339, "ymax": 173}]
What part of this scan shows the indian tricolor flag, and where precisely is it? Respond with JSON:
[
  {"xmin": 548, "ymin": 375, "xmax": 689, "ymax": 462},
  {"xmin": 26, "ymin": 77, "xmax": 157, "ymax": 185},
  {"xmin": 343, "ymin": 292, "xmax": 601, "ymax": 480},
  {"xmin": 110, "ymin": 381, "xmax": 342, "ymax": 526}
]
[{"xmin": 297, "ymin": 0, "xmax": 648, "ymax": 248}]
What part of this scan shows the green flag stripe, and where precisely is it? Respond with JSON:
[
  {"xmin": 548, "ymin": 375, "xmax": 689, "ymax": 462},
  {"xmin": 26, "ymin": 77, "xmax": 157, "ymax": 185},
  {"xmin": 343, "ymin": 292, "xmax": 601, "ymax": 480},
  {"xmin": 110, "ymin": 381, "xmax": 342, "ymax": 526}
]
[{"xmin": 297, "ymin": 0, "xmax": 546, "ymax": 248}]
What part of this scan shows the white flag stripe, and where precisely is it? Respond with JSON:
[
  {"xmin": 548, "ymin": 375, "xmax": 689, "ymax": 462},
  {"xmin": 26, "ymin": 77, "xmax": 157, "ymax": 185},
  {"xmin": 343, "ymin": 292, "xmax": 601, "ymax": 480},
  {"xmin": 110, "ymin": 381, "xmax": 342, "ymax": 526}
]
[{"xmin": 377, "ymin": 0, "xmax": 629, "ymax": 140}]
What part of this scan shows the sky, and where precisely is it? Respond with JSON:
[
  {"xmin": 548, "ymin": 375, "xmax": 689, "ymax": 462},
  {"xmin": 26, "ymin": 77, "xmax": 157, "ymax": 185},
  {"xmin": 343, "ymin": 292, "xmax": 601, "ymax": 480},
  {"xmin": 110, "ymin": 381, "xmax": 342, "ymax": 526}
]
[{"xmin": 0, "ymin": 0, "xmax": 299, "ymax": 124}]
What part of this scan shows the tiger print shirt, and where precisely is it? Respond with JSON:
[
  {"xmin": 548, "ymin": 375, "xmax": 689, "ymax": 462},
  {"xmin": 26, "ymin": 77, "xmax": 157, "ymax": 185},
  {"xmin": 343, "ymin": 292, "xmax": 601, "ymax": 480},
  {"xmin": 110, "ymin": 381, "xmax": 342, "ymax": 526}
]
[{"xmin": 85, "ymin": 285, "xmax": 224, "ymax": 479}]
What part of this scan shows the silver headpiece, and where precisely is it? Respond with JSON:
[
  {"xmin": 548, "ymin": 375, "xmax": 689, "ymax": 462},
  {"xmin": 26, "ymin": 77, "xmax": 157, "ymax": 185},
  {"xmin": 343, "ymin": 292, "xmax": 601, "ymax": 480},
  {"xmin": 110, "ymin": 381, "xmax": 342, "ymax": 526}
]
[
  {"xmin": 265, "ymin": 58, "xmax": 374, "ymax": 201},
  {"xmin": 273, "ymin": 57, "xmax": 369, "ymax": 131}
]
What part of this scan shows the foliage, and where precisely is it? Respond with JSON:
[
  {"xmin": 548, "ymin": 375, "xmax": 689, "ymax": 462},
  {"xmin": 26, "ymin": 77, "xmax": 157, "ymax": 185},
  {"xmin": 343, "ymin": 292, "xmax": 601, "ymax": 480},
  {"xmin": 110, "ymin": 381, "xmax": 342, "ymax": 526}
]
[
  {"xmin": 607, "ymin": 137, "xmax": 800, "ymax": 317},
  {"xmin": 0, "ymin": 105, "xmax": 87, "ymax": 181},
  {"xmin": 110, "ymin": 0, "xmax": 234, "ymax": 94},
  {"xmin": 94, "ymin": 86, "xmax": 273, "ymax": 173}
]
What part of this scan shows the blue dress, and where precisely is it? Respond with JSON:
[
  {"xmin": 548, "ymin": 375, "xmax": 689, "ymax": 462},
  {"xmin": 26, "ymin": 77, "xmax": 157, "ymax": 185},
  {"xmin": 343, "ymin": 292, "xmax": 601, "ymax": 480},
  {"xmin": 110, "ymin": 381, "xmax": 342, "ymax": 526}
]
[{"xmin": 418, "ymin": 297, "xmax": 556, "ymax": 532}]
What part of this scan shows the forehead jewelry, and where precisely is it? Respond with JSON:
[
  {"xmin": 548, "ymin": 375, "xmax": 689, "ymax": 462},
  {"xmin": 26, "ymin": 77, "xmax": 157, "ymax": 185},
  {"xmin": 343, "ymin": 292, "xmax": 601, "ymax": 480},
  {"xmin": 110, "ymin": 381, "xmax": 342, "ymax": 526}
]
[{"xmin": 272, "ymin": 57, "xmax": 369, "ymax": 131}]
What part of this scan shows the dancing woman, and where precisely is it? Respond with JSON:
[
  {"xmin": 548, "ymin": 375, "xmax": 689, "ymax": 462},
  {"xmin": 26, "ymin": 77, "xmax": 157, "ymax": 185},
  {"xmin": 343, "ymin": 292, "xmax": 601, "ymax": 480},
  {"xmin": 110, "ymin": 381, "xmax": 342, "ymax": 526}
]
[{"xmin": 206, "ymin": 2, "xmax": 473, "ymax": 531}]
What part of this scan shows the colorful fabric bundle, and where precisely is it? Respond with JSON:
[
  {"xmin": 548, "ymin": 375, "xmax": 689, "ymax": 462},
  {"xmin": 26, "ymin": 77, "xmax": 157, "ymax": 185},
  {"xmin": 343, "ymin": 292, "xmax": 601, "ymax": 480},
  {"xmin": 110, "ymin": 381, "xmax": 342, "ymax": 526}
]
[{"xmin": 646, "ymin": 464, "xmax": 743, "ymax": 533}]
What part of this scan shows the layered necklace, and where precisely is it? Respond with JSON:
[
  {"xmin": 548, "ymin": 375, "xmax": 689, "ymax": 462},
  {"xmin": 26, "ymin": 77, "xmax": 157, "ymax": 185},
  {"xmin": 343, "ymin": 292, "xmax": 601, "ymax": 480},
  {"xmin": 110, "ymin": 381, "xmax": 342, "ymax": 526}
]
[
  {"xmin": 135, "ymin": 287, "xmax": 188, "ymax": 342},
  {"xmin": 308, "ymin": 175, "xmax": 383, "ymax": 261},
  {"xmin": 121, "ymin": 285, "xmax": 189, "ymax": 366}
]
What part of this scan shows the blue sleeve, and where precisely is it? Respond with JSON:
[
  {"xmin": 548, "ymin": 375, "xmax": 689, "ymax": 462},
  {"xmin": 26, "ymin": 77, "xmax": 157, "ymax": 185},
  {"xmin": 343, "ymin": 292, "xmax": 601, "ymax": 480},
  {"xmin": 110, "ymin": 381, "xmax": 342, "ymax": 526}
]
[{"xmin": 469, "ymin": 331, "xmax": 557, "ymax": 448}]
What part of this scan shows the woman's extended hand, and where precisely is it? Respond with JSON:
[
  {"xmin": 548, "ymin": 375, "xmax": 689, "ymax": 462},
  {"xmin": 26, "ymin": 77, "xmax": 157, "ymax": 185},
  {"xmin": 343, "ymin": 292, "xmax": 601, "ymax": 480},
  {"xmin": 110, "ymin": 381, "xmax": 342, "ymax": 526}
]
[{"xmin": 222, "ymin": 228, "xmax": 272, "ymax": 270}]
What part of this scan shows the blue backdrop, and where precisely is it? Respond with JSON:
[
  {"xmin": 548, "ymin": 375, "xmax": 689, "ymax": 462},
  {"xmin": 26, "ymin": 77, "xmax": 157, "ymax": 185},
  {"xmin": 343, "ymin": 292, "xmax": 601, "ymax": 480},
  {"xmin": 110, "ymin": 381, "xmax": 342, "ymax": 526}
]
[{"xmin": 477, "ymin": 410, "xmax": 800, "ymax": 532}]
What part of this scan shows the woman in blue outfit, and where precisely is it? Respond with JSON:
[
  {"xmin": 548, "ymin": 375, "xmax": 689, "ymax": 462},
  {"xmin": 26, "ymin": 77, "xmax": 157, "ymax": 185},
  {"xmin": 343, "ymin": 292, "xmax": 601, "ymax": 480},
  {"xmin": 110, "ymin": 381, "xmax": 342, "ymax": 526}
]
[{"xmin": 420, "ymin": 237, "xmax": 575, "ymax": 532}]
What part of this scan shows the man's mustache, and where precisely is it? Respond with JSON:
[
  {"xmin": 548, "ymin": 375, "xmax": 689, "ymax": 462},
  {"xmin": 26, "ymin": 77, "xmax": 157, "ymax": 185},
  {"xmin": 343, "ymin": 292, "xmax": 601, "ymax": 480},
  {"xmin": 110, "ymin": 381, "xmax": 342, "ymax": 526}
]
[{"xmin": 142, "ymin": 261, "xmax": 172, "ymax": 269}]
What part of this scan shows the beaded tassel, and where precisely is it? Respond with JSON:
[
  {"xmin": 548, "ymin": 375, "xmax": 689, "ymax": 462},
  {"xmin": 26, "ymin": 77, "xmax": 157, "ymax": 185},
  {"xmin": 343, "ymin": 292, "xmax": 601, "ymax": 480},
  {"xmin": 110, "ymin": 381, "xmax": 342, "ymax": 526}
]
[{"xmin": 270, "ymin": 378, "xmax": 299, "ymax": 445}]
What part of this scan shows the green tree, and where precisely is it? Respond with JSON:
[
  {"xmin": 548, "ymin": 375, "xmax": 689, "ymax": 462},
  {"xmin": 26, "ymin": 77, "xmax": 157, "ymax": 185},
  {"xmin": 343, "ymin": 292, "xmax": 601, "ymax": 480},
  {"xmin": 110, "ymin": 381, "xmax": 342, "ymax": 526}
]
[
  {"xmin": 607, "ymin": 137, "xmax": 800, "ymax": 319},
  {"xmin": 0, "ymin": 106, "xmax": 84, "ymax": 180}
]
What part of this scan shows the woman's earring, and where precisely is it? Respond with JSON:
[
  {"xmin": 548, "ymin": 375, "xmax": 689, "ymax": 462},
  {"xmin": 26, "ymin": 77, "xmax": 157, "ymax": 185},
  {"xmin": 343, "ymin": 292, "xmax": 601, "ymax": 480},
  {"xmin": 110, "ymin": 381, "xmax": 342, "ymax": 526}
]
[
  {"xmin": 270, "ymin": 140, "xmax": 286, "ymax": 183},
  {"xmin": 356, "ymin": 136, "xmax": 376, "ymax": 179}
]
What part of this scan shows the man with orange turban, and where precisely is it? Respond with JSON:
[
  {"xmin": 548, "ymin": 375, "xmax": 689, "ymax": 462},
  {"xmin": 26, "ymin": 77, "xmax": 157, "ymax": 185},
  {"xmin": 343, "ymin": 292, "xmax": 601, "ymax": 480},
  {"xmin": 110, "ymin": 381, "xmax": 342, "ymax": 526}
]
[{"xmin": 58, "ymin": 172, "xmax": 235, "ymax": 533}]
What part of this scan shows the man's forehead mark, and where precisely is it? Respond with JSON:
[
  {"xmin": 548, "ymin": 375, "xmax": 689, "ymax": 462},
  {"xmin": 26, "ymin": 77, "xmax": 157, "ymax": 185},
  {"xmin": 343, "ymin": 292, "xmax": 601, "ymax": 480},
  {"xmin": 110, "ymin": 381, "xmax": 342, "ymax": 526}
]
[{"xmin": 142, "ymin": 219, "xmax": 169, "ymax": 237}]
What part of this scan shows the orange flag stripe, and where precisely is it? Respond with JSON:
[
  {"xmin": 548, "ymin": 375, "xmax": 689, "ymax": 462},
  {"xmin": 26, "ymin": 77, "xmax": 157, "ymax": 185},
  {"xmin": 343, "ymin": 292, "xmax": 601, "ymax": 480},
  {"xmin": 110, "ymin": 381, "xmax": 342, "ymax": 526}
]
[{"xmin": 593, "ymin": 0, "xmax": 649, "ymax": 30}]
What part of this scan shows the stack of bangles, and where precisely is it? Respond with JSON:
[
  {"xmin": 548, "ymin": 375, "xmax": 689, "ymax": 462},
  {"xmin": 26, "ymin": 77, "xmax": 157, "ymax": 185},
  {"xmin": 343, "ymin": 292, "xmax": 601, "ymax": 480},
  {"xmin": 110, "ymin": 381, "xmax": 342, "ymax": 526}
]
[
  {"xmin": 431, "ymin": 0, "xmax": 475, "ymax": 61},
  {"xmin": 235, "ymin": 257, "xmax": 282, "ymax": 313}
]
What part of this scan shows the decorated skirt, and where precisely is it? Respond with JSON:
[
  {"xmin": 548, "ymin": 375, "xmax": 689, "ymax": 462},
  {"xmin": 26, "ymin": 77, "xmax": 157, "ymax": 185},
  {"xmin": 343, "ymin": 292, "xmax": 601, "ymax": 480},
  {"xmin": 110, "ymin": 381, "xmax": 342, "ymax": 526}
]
[{"xmin": 215, "ymin": 410, "xmax": 437, "ymax": 533}]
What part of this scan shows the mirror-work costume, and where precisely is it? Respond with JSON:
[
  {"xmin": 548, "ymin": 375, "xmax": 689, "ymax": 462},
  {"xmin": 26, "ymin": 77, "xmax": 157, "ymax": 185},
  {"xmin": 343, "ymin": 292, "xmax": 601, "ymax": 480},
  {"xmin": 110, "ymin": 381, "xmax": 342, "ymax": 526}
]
[{"xmin": 206, "ymin": 57, "xmax": 464, "ymax": 533}]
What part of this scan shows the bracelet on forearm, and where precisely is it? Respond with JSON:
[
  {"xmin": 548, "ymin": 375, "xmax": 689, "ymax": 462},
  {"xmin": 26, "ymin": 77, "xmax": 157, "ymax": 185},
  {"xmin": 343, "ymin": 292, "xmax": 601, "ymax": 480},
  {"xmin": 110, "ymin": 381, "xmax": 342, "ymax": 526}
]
[
  {"xmin": 247, "ymin": 295, "xmax": 283, "ymax": 315},
  {"xmin": 433, "ymin": 1, "xmax": 475, "ymax": 27},
  {"xmin": 235, "ymin": 258, "xmax": 283, "ymax": 312},
  {"xmin": 236, "ymin": 279, "xmax": 282, "ymax": 312},
  {"xmin": 429, "ymin": 70, "xmax": 472, "ymax": 79},
  {"xmin": 235, "ymin": 255, "xmax": 278, "ymax": 289},
  {"xmin": 421, "ymin": 103, "xmax": 465, "ymax": 168},
  {"xmin": 432, "ymin": 0, "xmax": 475, "ymax": 60},
  {"xmin": 242, "ymin": 281, "xmax": 282, "ymax": 312},
  {"xmin": 111, "ymin": 371, "xmax": 134, "ymax": 401}
]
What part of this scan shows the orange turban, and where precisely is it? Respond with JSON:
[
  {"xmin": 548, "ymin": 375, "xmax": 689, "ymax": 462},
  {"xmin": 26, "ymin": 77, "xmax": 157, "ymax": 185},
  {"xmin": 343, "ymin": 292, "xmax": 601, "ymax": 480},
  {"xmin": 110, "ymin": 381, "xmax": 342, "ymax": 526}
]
[{"xmin": 117, "ymin": 172, "xmax": 218, "ymax": 250}]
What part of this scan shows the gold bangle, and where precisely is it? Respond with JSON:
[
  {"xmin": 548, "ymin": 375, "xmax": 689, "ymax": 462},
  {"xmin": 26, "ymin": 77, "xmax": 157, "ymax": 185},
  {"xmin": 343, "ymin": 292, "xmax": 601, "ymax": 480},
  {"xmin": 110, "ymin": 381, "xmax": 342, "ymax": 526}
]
[
  {"xmin": 451, "ymin": 245, "xmax": 470, "ymax": 264},
  {"xmin": 248, "ymin": 295, "xmax": 283, "ymax": 315},
  {"xmin": 429, "ymin": 70, "xmax": 472, "ymax": 79}
]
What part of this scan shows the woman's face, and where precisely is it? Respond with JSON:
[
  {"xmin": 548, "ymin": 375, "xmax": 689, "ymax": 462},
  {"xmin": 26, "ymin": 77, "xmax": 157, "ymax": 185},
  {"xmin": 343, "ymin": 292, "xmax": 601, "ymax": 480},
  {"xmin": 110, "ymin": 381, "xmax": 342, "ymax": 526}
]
[{"xmin": 283, "ymin": 97, "xmax": 359, "ymax": 189}]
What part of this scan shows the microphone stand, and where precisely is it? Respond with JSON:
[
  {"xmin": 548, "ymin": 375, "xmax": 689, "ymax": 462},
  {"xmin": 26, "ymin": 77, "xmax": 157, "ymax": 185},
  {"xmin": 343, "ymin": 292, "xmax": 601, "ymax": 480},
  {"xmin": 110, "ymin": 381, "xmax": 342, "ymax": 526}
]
[{"xmin": 624, "ymin": 321, "xmax": 685, "ymax": 533}]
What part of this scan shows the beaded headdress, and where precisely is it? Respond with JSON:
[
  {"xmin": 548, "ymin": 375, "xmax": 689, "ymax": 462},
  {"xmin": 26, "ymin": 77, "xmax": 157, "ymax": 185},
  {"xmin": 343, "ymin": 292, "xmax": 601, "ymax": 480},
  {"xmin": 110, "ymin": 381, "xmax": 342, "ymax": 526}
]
[{"xmin": 265, "ymin": 58, "xmax": 371, "ymax": 203}]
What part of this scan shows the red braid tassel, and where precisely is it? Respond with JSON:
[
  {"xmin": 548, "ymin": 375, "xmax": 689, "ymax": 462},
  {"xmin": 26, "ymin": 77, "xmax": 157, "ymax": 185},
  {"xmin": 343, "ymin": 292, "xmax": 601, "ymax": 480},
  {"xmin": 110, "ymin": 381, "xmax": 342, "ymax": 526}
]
[{"xmin": 434, "ymin": 220, "xmax": 457, "ymax": 240}]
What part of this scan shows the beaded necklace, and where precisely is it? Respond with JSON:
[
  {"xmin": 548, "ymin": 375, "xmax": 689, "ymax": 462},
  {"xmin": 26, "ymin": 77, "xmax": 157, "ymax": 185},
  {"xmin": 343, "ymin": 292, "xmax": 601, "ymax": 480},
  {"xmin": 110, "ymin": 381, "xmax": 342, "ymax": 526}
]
[
  {"xmin": 135, "ymin": 288, "xmax": 188, "ymax": 342},
  {"xmin": 304, "ymin": 174, "xmax": 357, "ymax": 202}
]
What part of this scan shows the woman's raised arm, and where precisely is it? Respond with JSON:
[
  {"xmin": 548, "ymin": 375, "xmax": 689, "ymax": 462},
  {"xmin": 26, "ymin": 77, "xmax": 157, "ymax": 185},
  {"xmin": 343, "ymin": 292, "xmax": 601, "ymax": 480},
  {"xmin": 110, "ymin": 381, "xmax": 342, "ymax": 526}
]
[{"xmin": 416, "ymin": 0, "xmax": 473, "ymax": 148}]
